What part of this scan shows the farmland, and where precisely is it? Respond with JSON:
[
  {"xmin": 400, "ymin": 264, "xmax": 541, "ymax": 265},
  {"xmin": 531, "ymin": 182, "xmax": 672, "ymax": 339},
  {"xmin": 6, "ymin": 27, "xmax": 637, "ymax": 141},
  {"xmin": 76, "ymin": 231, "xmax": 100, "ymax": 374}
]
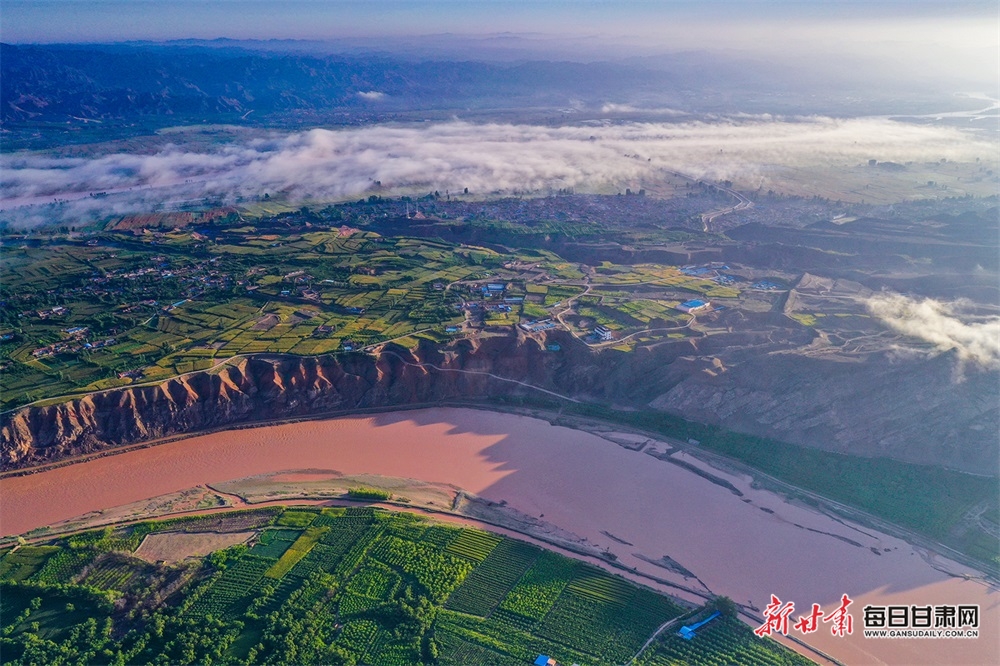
[
  {"xmin": 0, "ymin": 505, "xmax": 813, "ymax": 665},
  {"xmin": 0, "ymin": 194, "xmax": 758, "ymax": 410},
  {"xmin": 638, "ymin": 612, "xmax": 814, "ymax": 666},
  {"xmin": 7, "ymin": 190, "xmax": 995, "ymax": 423}
]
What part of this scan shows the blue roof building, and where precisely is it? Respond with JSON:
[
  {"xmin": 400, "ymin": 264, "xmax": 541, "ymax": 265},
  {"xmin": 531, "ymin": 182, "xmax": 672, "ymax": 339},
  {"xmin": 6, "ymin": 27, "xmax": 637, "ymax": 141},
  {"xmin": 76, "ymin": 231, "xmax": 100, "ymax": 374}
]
[
  {"xmin": 676, "ymin": 299, "xmax": 710, "ymax": 313},
  {"xmin": 678, "ymin": 610, "xmax": 721, "ymax": 640}
]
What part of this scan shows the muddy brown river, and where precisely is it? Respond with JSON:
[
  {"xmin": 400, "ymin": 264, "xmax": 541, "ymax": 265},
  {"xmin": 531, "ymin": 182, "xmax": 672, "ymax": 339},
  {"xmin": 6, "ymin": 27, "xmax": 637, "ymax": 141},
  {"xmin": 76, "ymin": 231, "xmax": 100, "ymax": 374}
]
[{"xmin": 1, "ymin": 408, "xmax": 996, "ymax": 665}]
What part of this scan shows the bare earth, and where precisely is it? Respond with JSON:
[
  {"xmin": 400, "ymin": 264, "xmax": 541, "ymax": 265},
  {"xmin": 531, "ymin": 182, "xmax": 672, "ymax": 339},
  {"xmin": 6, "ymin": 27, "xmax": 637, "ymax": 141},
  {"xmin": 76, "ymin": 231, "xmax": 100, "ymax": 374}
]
[
  {"xmin": 134, "ymin": 531, "xmax": 256, "ymax": 564},
  {"xmin": 0, "ymin": 407, "xmax": 996, "ymax": 665}
]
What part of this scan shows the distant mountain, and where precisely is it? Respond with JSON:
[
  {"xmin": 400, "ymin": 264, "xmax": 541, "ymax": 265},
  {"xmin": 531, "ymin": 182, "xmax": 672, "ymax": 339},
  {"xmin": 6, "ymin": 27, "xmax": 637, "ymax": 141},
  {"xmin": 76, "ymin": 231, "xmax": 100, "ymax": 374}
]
[
  {"xmin": 0, "ymin": 43, "xmax": 678, "ymax": 124},
  {"xmin": 0, "ymin": 42, "xmax": 969, "ymax": 149}
]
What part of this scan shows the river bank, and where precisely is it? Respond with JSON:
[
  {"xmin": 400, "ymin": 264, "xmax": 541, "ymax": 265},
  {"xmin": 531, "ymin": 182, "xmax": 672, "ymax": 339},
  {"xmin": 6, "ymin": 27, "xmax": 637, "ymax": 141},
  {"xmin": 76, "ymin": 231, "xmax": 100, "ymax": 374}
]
[{"xmin": 1, "ymin": 407, "xmax": 996, "ymax": 665}]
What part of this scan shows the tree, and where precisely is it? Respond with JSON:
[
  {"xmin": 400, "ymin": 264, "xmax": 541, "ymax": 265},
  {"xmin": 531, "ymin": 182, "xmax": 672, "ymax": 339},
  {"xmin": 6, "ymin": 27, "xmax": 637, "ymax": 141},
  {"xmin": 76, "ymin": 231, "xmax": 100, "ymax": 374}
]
[{"xmin": 713, "ymin": 595, "xmax": 739, "ymax": 618}]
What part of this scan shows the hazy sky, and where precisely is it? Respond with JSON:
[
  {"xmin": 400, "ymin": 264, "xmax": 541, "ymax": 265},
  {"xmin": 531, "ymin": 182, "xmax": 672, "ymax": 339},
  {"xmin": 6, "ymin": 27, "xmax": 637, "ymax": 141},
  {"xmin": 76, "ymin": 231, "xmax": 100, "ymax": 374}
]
[
  {"xmin": 3, "ymin": 2, "xmax": 996, "ymax": 90},
  {"xmin": 3, "ymin": 1, "xmax": 995, "ymax": 47}
]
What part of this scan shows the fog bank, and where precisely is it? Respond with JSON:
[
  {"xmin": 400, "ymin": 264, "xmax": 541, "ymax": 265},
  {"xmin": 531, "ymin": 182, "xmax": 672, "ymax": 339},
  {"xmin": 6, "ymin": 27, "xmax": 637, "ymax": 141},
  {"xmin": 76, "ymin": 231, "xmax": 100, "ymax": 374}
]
[{"xmin": 2, "ymin": 117, "xmax": 994, "ymax": 226}]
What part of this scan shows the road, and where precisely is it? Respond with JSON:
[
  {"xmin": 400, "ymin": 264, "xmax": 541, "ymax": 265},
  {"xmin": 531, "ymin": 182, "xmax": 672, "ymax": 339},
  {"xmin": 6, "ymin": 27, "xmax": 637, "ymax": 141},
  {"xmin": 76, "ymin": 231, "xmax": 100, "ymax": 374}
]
[
  {"xmin": 700, "ymin": 183, "xmax": 754, "ymax": 233},
  {"xmin": 375, "ymin": 349, "xmax": 581, "ymax": 403},
  {"xmin": 660, "ymin": 168, "xmax": 754, "ymax": 232},
  {"xmin": 626, "ymin": 616, "xmax": 684, "ymax": 665}
]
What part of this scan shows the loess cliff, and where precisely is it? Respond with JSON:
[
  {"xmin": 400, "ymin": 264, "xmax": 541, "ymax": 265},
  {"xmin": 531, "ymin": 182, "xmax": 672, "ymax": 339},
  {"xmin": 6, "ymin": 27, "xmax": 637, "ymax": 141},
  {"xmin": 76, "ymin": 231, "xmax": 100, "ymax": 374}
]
[
  {"xmin": 2, "ymin": 327, "xmax": 997, "ymax": 474},
  {"xmin": 1, "ymin": 331, "xmax": 624, "ymax": 469}
]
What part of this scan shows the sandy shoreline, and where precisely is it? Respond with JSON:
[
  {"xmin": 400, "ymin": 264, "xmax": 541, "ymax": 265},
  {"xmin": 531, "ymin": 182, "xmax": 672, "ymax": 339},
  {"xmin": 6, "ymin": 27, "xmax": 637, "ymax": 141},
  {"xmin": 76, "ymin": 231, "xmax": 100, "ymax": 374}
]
[{"xmin": 1, "ymin": 407, "xmax": 996, "ymax": 665}]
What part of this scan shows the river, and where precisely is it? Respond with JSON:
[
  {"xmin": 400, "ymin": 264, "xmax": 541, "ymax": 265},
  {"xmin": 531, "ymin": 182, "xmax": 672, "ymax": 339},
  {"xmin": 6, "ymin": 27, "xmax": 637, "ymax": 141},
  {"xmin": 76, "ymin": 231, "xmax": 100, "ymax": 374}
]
[{"xmin": 1, "ymin": 408, "xmax": 996, "ymax": 665}]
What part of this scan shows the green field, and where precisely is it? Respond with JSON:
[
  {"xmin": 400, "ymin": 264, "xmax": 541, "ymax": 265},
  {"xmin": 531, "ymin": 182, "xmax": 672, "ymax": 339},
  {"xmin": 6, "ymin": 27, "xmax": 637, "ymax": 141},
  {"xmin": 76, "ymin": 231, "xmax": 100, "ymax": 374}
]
[
  {"xmin": 0, "ymin": 506, "xmax": 811, "ymax": 666},
  {"xmin": 637, "ymin": 612, "xmax": 813, "ymax": 666},
  {"xmin": 0, "ymin": 226, "xmax": 477, "ymax": 409},
  {"xmin": 0, "ymin": 207, "xmax": 743, "ymax": 410}
]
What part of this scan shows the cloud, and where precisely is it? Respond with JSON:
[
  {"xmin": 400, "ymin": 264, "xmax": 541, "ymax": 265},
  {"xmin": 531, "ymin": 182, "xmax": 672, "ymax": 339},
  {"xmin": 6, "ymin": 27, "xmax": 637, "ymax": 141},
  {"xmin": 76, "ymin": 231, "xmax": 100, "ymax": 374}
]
[
  {"xmin": 357, "ymin": 91, "xmax": 386, "ymax": 101},
  {"xmin": 1, "ymin": 117, "xmax": 995, "ymax": 226},
  {"xmin": 599, "ymin": 103, "xmax": 687, "ymax": 117},
  {"xmin": 867, "ymin": 292, "xmax": 1000, "ymax": 369}
]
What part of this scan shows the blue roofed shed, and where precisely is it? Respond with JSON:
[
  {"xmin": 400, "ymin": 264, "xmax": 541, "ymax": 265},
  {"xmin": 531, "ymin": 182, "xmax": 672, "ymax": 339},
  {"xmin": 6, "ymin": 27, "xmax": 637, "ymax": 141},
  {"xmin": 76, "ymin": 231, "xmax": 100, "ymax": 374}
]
[
  {"xmin": 676, "ymin": 299, "xmax": 710, "ymax": 313},
  {"xmin": 678, "ymin": 610, "xmax": 721, "ymax": 640}
]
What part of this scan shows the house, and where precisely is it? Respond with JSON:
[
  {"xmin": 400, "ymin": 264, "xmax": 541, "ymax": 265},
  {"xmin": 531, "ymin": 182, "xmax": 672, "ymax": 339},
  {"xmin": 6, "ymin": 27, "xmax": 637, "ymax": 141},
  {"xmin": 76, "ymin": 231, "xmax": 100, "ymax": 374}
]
[
  {"xmin": 676, "ymin": 299, "xmax": 711, "ymax": 314},
  {"xmin": 534, "ymin": 656, "xmax": 558, "ymax": 666},
  {"xmin": 594, "ymin": 325, "xmax": 614, "ymax": 341}
]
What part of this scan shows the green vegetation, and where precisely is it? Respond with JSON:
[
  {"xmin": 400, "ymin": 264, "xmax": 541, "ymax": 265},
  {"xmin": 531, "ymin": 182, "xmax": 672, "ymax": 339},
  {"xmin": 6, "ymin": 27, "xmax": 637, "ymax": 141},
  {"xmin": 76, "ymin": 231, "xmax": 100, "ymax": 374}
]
[
  {"xmin": 264, "ymin": 526, "xmax": 329, "ymax": 579},
  {"xmin": 637, "ymin": 613, "xmax": 813, "ymax": 666},
  {"xmin": 347, "ymin": 487, "xmax": 393, "ymax": 501},
  {"xmin": 0, "ymin": 547, "xmax": 61, "ymax": 582},
  {"xmin": 444, "ymin": 529, "xmax": 501, "ymax": 562},
  {"xmin": 0, "ymin": 225, "xmax": 474, "ymax": 409},
  {"xmin": 0, "ymin": 203, "xmax": 737, "ymax": 410},
  {"xmin": 274, "ymin": 511, "xmax": 316, "ymax": 528},
  {"xmin": 248, "ymin": 529, "xmax": 300, "ymax": 559},
  {"xmin": 0, "ymin": 506, "xmax": 813, "ymax": 666},
  {"xmin": 444, "ymin": 538, "xmax": 539, "ymax": 616},
  {"xmin": 499, "ymin": 551, "xmax": 576, "ymax": 620}
]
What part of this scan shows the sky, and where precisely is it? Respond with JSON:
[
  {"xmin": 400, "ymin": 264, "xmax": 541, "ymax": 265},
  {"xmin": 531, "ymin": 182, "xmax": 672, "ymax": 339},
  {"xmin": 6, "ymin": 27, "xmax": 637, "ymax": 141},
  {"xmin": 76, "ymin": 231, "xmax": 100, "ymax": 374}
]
[
  {"xmin": 2, "ymin": 1, "xmax": 995, "ymax": 49},
  {"xmin": 4, "ymin": 1, "xmax": 996, "ymax": 87}
]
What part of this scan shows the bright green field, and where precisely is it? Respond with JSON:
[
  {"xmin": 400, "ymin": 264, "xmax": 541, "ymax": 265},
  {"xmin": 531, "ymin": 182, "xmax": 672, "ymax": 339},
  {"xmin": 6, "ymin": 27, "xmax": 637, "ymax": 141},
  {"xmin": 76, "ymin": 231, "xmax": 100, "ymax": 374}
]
[{"xmin": 0, "ymin": 506, "xmax": 810, "ymax": 666}]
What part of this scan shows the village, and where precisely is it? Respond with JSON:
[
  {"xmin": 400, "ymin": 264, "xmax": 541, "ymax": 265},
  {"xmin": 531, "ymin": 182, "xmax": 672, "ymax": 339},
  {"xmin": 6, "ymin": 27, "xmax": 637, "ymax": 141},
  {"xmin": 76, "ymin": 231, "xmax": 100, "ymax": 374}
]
[{"xmin": 1, "ymin": 209, "xmax": 797, "ymax": 410}]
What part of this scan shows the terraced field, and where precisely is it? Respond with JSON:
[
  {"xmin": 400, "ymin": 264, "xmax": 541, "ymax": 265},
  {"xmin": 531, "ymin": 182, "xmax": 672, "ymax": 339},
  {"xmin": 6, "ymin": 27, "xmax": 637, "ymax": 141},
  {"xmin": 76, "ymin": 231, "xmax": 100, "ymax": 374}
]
[{"xmin": 0, "ymin": 204, "xmax": 746, "ymax": 410}]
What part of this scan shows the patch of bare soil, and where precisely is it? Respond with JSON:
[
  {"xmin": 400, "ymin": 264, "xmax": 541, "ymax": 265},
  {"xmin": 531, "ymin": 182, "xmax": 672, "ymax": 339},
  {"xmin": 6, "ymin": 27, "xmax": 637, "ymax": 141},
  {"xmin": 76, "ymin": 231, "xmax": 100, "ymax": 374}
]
[{"xmin": 134, "ymin": 531, "xmax": 255, "ymax": 564}]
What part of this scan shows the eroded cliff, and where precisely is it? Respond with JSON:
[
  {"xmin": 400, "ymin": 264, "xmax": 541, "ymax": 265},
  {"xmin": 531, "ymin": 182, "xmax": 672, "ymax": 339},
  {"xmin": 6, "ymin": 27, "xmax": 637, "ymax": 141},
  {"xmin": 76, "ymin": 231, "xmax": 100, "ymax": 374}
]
[
  {"xmin": 4, "ymin": 330, "xmax": 670, "ymax": 469},
  {"xmin": 3, "ymin": 327, "xmax": 997, "ymax": 473}
]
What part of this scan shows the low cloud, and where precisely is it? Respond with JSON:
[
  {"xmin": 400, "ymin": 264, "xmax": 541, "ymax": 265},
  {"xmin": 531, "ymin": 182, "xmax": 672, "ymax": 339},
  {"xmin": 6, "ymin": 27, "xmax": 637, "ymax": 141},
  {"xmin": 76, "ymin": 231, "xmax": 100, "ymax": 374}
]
[
  {"xmin": 867, "ymin": 292, "xmax": 1000, "ymax": 369},
  {"xmin": 1, "ymin": 117, "xmax": 994, "ymax": 226},
  {"xmin": 357, "ymin": 90, "xmax": 386, "ymax": 101},
  {"xmin": 599, "ymin": 103, "xmax": 687, "ymax": 116}
]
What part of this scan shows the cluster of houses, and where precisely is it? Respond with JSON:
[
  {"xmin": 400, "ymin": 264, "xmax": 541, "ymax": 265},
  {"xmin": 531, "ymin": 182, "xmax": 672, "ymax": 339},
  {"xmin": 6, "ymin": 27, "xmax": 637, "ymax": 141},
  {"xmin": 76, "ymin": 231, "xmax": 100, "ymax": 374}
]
[
  {"xmin": 681, "ymin": 263, "xmax": 740, "ymax": 286},
  {"xmin": 680, "ymin": 263, "xmax": 729, "ymax": 277},
  {"xmin": 519, "ymin": 319, "xmax": 557, "ymax": 333},
  {"xmin": 465, "ymin": 281, "xmax": 527, "ymax": 309},
  {"xmin": 32, "ymin": 331, "xmax": 117, "ymax": 358},
  {"xmin": 74, "ymin": 257, "xmax": 233, "ymax": 305},
  {"xmin": 121, "ymin": 299, "xmax": 159, "ymax": 314},
  {"xmin": 35, "ymin": 306, "xmax": 68, "ymax": 319}
]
